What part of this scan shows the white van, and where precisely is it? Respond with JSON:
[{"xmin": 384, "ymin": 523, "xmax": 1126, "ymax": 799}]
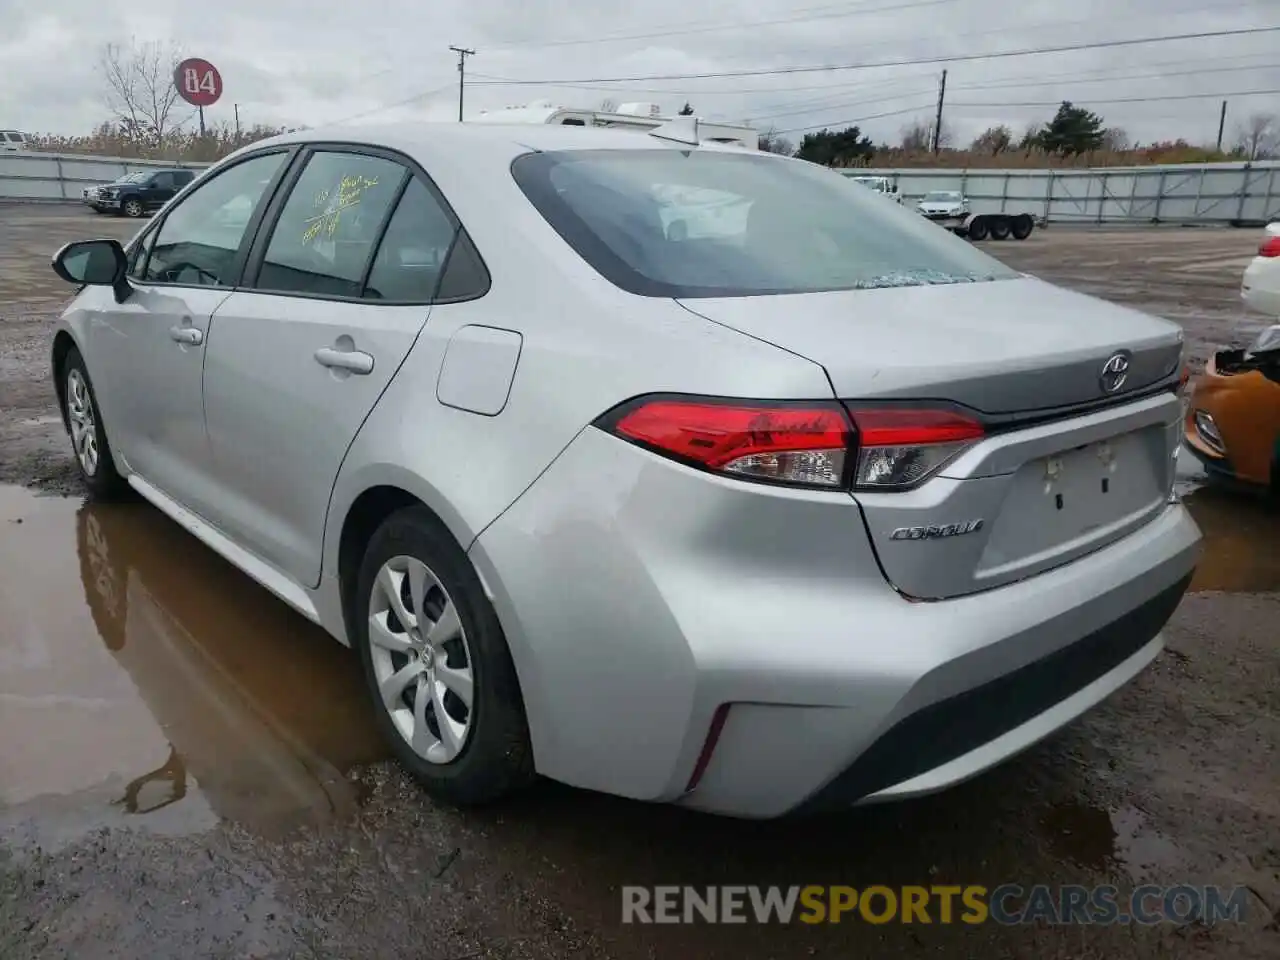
[{"xmin": 1, "ymin": 130, "xmax": 30, "ymax": 151}]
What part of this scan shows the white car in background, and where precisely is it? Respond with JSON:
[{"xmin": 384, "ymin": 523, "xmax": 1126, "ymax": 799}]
[
  {"xmin": 1, "ymin": 129, "xmax": 30, "ymax": 151},
  {"xmin": 916, "ymin": 190, "xmax": 969, "ymax": 221},
  {"xmin": 1242, "ymin": 222, "xmax": 1280, "ymax": 317}
]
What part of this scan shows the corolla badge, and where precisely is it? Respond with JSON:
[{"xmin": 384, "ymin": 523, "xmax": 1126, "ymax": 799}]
[
  {"xmin": 1100, "ymin": 352, "xmax": 1131, "ymax": 394},
  {"xmin": 890, "ymin": 519, "xmax": 984, "ymax": 541}
]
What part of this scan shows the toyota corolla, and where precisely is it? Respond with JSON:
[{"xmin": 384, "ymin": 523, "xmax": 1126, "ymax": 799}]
[{"xmin": 48, "ymin": 121, "xmax": 1201, "ymax": 818}]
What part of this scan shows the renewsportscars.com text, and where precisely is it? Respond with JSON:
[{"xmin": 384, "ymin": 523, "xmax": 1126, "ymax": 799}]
[{"xmin": 621, "ymin": 884, "xmax": 1250, "ymax": 926}]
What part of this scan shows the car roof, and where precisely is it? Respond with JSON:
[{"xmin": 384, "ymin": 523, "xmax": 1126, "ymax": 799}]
[{"xmin": 238, "ymin": 121, "xmax": 753, "ymax": 163}]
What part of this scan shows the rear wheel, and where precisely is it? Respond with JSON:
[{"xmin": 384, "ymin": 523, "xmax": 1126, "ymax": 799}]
[
  {"xmin": 966, "ymin": 217, "xmax": 989, "ymax": 241},
  {"xmin": 354, "ymin": 506, "xmax": 535, "ymax": 805},
  {"xmin": 1011, "ymin": 213, "xmax": 1035, "ymax": 240},
  {"xmin": 122, "ymin": 198, "xmax": 144, "ymax": 218},
  {"xmin": 62, "ymin": 348, "xmax": 129, "ymax": 500},
  {"xmin": 988, "ymin": 217, "xmax": 1012, "ymax": 240}
]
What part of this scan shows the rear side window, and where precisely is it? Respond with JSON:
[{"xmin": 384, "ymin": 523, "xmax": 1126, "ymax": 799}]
[
  {"xmin": 363, "ymin": 178, "xmax": 457, "ymax": 302},
  {"xmin": 255, "ymin": 151, "xmax": 406, "ymax": 298},
  {"xmin": 511, "ymin": 149, "xmax": 1018, "ymax": 298}
]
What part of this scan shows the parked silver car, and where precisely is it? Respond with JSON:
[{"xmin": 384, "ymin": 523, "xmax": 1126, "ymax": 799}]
[{"xmin": 49, "ymin": 122, "xmax": 1200, "ymax": 818}]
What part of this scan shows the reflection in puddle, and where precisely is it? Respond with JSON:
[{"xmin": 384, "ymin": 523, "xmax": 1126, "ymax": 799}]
[
  {"xmin": 1181, "ymin": 484, "xmax": 1280, "ymax": 593},
  {"xmin": 1040, "ymin": 801, "xmax": 1189, "ymax": 882},
  {"xmin": 0, "ymin": 486, "xmax": 385, "ymax": 843}
]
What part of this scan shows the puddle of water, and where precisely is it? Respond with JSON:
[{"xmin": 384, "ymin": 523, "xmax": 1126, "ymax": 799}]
[
  {"xmin": 1040, "ymin": 801, "xmax": 1189, "ymax": 882},
  {"xmin": 0, "ymin": 485, "xmax": 385, "ymax": 844},
  {"xmin": 1181, "ymin": 484, "xmax": 1280, "ymax": 593}
]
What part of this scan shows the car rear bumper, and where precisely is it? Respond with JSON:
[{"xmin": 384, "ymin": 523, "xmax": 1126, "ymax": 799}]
[{"xmin": 470, "ymin": 427, "xmax": 1201, "ymax": 818}]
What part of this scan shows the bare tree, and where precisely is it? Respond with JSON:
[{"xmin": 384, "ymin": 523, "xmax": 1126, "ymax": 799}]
[
  {"xmin": 1234, "ymin": 113, "xmax": 1279, "ymax": 161},
  {"xmin": 99, "ymin": 39, "xmax": 192, "ymax": 146},
  {"xmin": 899, "ymin": 119, "xmax": 931, "ymax": 151},
  {"xmin": 970, "ymin": 124, "xmax": 1012, "ymax": 155},
  {"xmin": 598, "ymin": 98, "xmax": 617, "ymax": 113},
  {"xmin": 757, "ymin": 127, "xmax": 795, "ymax": 155},
  {"xmin": 1101, "ymin": 127, "xmax": 1131, "ymax": 151}
]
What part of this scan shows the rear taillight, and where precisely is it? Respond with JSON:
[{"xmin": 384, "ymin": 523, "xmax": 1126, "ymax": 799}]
[
  {"xmin": 597, "ymin": 395, "xmax": 986, "ymax": 492},
  {"xmin": 846, "ymin": 407, "xmax": 984, "ymax": 490},
  {"xmin": 602, "ymin": 397, "xmax": 852, "ymax": 488},
  {"xmin": 1259, "ymin": 235, "xmax": 1280, "ymax": 258}
]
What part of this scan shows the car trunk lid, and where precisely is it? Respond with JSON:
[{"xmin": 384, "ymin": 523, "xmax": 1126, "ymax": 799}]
[{"xmin": 679, "ymin": 277, "xmax": 1185, "ymax": 598}]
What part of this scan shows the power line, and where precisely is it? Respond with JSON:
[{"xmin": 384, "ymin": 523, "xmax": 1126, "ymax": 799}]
[
  {"xmin": 321, "ymin": 84, "xmax": 456, "ymax": 126},
  {"xmin": 483, "ymin": 0, "xmax": 961, "ymax": 49},
  {"xmin": 951, "ymin": 87, "xmax": 1280, "ymax": 109},
  {"xmin": 474, "ymin": 25, "xmax": 1280, "ymax": 86},
  {"xmin": 774, "ymin": 102, "xmax": 937, "ymax": 134}
]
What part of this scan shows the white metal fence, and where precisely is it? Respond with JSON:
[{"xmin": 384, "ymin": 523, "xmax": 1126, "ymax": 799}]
[
  {"xmin": 0, "ymin": 151, "xmax": 210, "ymax": 202},
  {"xmin": 842, "ymin": 161, "xmax": 1280, "ymax": 226},
  {"xmin": 2, "ymin": 149, "xmax": 1278, "ymax": 226}
]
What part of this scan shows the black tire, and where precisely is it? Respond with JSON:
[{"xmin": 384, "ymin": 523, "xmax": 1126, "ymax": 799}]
[
  {"xmin": 988, "ymin": 217, "xmax": 1012, "ymax": 240},
  {"xmin": 354, "ymin": 505, "xmax": 535, "ymax": 806},
  {"xmin": 966, "ymin": 217, "xmax": 989, "ymax": 241},
  {"xmin": 122, "ymin": 197, "xmax": 144, "ymax": 218},
  {"xmin": 62, "ymin": 347, "xmax": 130, "ymax": 500},
  {"xmin": 1011, "ymin": 213, "xmax": 1035, "ymax": 240}
]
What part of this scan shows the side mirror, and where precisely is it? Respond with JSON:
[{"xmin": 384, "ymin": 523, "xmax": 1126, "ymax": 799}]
[{"xmin": 52, "ymin": 239, "xmax": 132, "ymax": 303}]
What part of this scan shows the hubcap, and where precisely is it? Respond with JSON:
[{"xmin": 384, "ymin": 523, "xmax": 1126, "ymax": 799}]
[
  {"xmin": 368, "ymin": 556, "xmax": 475, "ymax": 764},
  {"xmin": 66, "ymin": 369, "xmax": 99, "ymax": 477},
  {"xmin": 125, "ymin": 201, "xmax": 141, "ymax": 216}
]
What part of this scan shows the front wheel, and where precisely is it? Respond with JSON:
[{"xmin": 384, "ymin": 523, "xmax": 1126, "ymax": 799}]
[
  {"xmin": 122, "ymin": 198, "xmax": 144, "ymax": 218},
  {"xmin": 354, "ymin": 506, "xmax": 535, "ymax": 806},
  {"xmin": 62, "ymin": 348, "xmax": 130, "ymax": 499},
  {"xmin": 966, "ymin": 217, "xmax": 989, "ymax": 241}
]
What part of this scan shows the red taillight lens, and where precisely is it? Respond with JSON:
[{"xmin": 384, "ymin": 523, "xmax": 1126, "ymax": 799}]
[
  {"xmin": 1259, "ymin": 235, "xmax": 1280, "ymax": 258},
  {"xmin": 603, "ymin": 397, "xmax": 852, "ymax": 488},
  {"xmin": 847, "ymin": 407, "xmax": 984, "ymax": 490}
]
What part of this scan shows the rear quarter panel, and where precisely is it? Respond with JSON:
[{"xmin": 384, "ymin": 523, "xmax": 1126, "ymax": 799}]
[{"xmin": 322, "ymin": 140, "xmax": 834, "ymax": 573}]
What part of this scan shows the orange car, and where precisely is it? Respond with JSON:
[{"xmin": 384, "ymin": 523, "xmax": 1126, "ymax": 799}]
[{"xmin": 1183, "ymin": 325, "xmax": 1280, "ymax": 492}]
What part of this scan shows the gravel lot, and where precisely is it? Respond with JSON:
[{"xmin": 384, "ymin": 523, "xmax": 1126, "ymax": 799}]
[{"xmin": 1, "ymin": 206, "xmax": 1277, "ymax": 959}]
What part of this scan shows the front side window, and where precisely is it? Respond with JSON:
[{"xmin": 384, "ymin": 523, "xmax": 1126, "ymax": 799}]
[
  {"xmin": 255, "ymin": 151, "xmax": 407, "ymax": 298},
  {"xmin": 141, "ymin": 151, "xmax": 287, "ymax": 286},
  {"xmin": 150, "ymin": 173, "xmax": 173, "ymax": 189},
  {"xmin": 512, "ymin": 150, "xmax": 1017, "ymax": 298}
]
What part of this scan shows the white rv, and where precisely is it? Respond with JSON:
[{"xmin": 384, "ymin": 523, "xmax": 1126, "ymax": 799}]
[
  {"xmin": 472, "ymin": 101, "xmax": 758, "ymax": 150},
  {"xmin": 0, "ymin": 130, "xmax": 30, "ymax": 152}
]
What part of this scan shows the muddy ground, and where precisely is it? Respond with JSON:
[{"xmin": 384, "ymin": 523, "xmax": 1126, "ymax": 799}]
[{"xmin": 1, "ymin": 207, "xmax": 1277, "ymax": 959}]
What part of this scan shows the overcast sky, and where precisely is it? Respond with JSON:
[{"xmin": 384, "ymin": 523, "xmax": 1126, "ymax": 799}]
[{"xmin": 1, "ymin": 0, "xmax": 1277, "ymax": 147}]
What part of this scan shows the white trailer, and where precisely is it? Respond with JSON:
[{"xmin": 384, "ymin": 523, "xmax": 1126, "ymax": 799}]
[{"xmin": 472, "ymin": 100, "xmax": 758, "ymax": 150}]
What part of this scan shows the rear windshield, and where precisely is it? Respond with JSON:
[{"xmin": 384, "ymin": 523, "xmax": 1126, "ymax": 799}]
[{"xmin": 510, "ymin": 149, "xmax": 1016, "ymax": 298}]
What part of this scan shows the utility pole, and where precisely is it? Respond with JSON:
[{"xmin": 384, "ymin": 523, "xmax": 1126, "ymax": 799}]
[
  {"xmin": 234, "ymin": 103, "xmax": 241, "ymax": 142},
  {"xmin": 931, "ymin": 69, "xmax": 948, "ymax": 154},
  {"xmin": 449, "ymin": 46, "xmax": 476, "ymax": 122},
  {"xmin": 1216, "ymin": 99, "xmax": 1227, "ymax": 152}
]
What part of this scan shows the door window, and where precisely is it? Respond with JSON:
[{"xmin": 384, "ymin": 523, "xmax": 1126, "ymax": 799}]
[
  {"xmin": 362, "ymin": 178, "xmax": 459, "ymax": 302},
  {"xmin": 149, "ymin": 173, "xmax": 173, "ymax": 190},
  {"xmin": 140, "ymin": 151, "xmax": 288, "ymax": 287},
  {"xmin": 255, "ymin": 151, "xmax": 407, "ymax": 299}
]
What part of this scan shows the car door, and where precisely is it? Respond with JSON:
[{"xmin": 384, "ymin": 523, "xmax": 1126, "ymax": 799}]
[
  {"xmin": 143, "ymin": 172, "xmax": 172, "ymax": 210},
  {"xmin": 93, "ymin": 149, "xmax": 293, "ymax": 518},
  {"xmin": 200, "ymin": 146, "xmax": 465, "ymax": 586}
]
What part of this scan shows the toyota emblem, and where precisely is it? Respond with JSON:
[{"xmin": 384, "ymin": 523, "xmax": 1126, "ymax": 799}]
[{"xmin": 1099, "ymin": 352, "xmax": 1131, "ymax": 394}]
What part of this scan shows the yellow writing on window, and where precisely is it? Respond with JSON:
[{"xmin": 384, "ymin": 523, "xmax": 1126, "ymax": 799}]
[{"xmin": 302, "ymin": 174, "xmax": 379, "ymax": 245}]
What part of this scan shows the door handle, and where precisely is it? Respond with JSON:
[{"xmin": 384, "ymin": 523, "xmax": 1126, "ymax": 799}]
[
  {"xmin": 315, "ymin": 346, "xmax": 374, "ymax": 375},
  {"xmin": 169, "ymin": 326, "xmax": 203, "ymax": 345}
]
